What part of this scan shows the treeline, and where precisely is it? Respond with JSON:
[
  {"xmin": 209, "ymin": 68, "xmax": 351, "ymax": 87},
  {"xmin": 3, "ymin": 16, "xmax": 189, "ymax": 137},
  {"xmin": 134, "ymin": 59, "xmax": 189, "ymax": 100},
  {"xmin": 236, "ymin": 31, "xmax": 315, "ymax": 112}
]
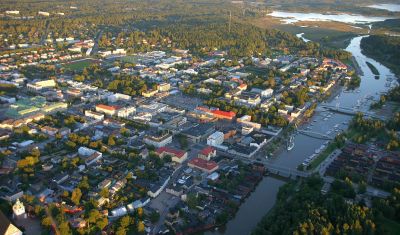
[
  {"xmin": 361, "ymin": 35, "xmax": 400, "ymax": 76},
  {"xmin": 153, "ymin": 23, "xmax": 351, "ymax": 59}
]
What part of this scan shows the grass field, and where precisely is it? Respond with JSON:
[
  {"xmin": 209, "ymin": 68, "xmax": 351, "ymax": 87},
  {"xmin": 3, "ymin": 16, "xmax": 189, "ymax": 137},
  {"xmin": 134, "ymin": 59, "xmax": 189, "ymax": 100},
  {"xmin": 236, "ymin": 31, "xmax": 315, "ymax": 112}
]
[
  {"xmin": 120, "ymin": 55, "xmax": 139, "ymax": 64},
  {"xmin": 307, "ymin": 142, "xmax": 338, "ymax": 170},
  {"xmin": 380, "ymin": 217, "xmax": 400, "ymax": 235},
  {"xmin": 62, "ymin": 59, "xmax": 98, "ymax": 71}
]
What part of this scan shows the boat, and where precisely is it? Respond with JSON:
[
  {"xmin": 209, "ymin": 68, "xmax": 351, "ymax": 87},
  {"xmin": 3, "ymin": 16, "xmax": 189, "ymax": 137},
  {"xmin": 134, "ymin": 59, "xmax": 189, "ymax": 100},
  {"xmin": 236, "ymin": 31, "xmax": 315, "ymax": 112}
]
[{"xmin": 287, "ymin": 135, "xmax": 295, "ymax": 151}]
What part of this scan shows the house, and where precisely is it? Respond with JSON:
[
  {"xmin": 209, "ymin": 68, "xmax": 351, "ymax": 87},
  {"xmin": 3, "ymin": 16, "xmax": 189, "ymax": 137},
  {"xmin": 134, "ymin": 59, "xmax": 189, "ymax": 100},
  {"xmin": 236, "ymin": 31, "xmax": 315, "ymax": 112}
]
[
  {"xmin": 156, "ymin": 147, "xmax": 188, "ymax": 164},
  {"xmin": 198, "ymin": 146, "xmax": 216, "ymax": 161},
  {"xmin": 0, "ymin": 211, "xmax": 22, "ymax": 235},
  {"xmin": 188, "ymin": 158, "xmax": 219, "ymax": 173}
]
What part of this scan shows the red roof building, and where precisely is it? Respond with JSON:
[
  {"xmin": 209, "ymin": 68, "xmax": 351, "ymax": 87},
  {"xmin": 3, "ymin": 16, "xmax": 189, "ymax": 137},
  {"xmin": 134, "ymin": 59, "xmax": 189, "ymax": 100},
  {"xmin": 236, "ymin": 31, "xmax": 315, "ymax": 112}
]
[
  {"xmin": 188, "ymin": 157, "xmax": 218, "ymax": 173},
  {"xmin": 198, "ymin": 146, "xmax": 217, "ymax": 160},
  {"xmin": 156, "ymin": 147, "xmax": 188, "ymax": 164},
  {"xmin": 95, "ymin": 104, "xmax": 120, "ymax": 115},
  {"xmin": 211, "ymin": 110, "xmax": 236, "ymax": 120}
]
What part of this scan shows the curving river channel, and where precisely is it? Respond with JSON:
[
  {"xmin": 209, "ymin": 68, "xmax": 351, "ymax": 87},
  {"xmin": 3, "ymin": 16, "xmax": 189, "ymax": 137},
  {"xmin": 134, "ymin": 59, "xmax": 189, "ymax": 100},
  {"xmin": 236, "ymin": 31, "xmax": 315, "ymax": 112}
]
[{"xmin": 206, "ymin": 35, "xmax": 398, "ymax": 235}]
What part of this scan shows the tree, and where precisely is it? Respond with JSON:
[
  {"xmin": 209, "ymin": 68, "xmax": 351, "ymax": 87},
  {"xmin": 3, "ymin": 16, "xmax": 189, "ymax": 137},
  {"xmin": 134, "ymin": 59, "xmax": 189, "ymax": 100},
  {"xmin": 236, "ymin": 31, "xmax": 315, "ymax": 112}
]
[
  {"xmin": 137, "ymin": 221, "xmax": 145, "ymax": 233},
  {"xmin": 137, "ymin": 207, "xmax": 143, "ymax": 218},
  {"xmin": 108, "ymin": 135, "xmax": 116, "ymax": 146},
  {"xmin": 71, "ymin": 188, "xmax": 82, "ymax": 205},
  {"xmin": 78, "ymin": 176, "xmax": 90, "ymax": 191},
  {"xmin": 150, "ymin": 211, "xmax": 160, "ymax": 223},
  {"xmin": 59, "ymin": 221, "xmax": 71, "ymax": 235},
  {"xmin": 41, "ymin": 216, "xmax": 52, "ymax": 227}
]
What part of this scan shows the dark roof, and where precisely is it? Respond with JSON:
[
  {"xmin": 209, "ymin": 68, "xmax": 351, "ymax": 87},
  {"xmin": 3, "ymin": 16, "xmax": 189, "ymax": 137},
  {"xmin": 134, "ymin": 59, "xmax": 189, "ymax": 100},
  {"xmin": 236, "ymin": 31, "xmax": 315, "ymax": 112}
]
[{"xmin": 0, "ymin": 210, "xmax": 12, "ymax": 235}]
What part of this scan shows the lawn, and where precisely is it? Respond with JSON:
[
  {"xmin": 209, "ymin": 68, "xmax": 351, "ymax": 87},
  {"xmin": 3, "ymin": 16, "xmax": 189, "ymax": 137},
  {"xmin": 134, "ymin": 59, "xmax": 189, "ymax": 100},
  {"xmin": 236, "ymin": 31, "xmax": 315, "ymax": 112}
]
[
  {"xmin": 307, "ymin": 142, "xmax": 337, "ymax": 170},
  {"xmin": 120, "ymin": 55, "xmax": 139, "ymax": 64},
  {"xmin": 380, "ymin": 217, "xmax": 400, "ymax": 235},
  {"xmin": 62, "ymin": 59, "xmax": 98, "ymax": 71}
]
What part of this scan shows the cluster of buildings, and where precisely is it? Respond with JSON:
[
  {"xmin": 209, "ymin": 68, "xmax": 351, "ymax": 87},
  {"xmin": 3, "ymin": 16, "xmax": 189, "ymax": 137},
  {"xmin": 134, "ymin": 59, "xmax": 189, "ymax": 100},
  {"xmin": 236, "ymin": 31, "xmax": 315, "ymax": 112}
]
[
  {"xmin": 325, "ymin": 143, "xmax": 400, "ymax": 189},
  {"xmin": 0, "ymin": 25, "xmax": 355, "ymax": 233}
]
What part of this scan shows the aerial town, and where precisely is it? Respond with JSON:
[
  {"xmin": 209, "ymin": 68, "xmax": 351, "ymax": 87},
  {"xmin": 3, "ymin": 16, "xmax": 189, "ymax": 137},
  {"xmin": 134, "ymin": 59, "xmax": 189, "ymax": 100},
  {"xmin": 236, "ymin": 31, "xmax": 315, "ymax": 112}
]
[{"xmin": 1, "ymin": 1, "xmax": 400, "ymax": 235}]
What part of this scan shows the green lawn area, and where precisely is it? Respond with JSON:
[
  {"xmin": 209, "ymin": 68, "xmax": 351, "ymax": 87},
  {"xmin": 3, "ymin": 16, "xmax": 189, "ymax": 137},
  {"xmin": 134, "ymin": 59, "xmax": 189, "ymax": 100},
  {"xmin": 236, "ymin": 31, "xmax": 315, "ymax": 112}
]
[
  {"xmin": 62, "ymin": 59, "xmax": 98, "ymax": 71},
  {"xmin": 120, "ymin": 55, "xmax": 139, "ymax": 64},
  {"xmin": 307, "ymin": 142, "xmax": 337, "ymax": 170},
  {"xmin": 380, "ymin": 217, "xmax": 400, "ymax": 235},
  {"xmin": 276, "ymin": 24, "xmax": 357, "ymax": 49}
]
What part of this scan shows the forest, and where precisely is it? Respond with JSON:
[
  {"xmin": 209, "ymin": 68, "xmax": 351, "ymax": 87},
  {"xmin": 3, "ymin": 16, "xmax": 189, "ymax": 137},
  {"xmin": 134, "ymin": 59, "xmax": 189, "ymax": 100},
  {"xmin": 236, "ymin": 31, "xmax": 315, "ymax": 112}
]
[
  {"xmin": 252, "ymin": 176, "xmax": 400, "ymax": 235},
  {"xmin": 361, "ymin": 35, "xmax": 400, "ymax": 76}
]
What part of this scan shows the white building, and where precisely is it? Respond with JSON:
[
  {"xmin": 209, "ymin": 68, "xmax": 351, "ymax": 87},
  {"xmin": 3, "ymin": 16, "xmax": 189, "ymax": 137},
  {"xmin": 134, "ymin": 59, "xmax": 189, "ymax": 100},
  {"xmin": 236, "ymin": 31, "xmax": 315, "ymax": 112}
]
[
  {"xmin": 38, "ymin": 11, "xmax": 50, "ymax": 16},
  {"xmin": 143, "ymin": 133, "xmax": 172, "ymax": 148},
  {"xmin": 27, "ymin": 79, "xmax": 56, "ymax": 91},
  {"xmin": 85, "ymin": 110, "xmax": 104, "ymax": 120},
  {"xmin": 5, "ymin": 10, "xmax": 20, "ymax": 14},
  {"xmin": 207, "ymin": 131, "xmax": 224, "ymax": 146},
  {"xmin": 117, "ymin": 106, "xmax": 136, "ymax": 118},
  {"xmin": 107, "ymin": 93, "xmax": 131, "ymax": 102},
  {"xmin": 12, "ymin": 199, "xmax": 25, "ymax": 218},
  {"xmin": 261, "ymin": 88, "xmax": 274, "ymax": 98}
]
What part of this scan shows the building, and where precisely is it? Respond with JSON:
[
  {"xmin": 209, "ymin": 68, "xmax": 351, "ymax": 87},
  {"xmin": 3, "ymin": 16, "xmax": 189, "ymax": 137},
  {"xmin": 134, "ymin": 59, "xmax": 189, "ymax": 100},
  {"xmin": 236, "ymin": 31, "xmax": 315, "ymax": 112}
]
[
  {"xmin": 95, "ymin": 104, "xmax": 119, "ymax": 116},
  {"xmin": 12, "ymin": 199, "xmax": 25, "ymax": 218},
  {"xmin": 38, "ymin": 11, "xmax": 50, "ymax": 16},
  {"xmin": 211, "ymin": 110, "xmax": 236, "ymax": 120},
  {"xmin": 207, "ymin": 131, "xmax": 224, "ymax": 146},
  {"xmin": 261, "ymin": 88, "xmax": 274, "ymax": 98},
  {"xmin": 26, "ymin": 79, "xmax": 56, "ymax": 91},
  {"xmin": 198, "ymin": 146, "xmax": 217, "ymax": 161},
  {"xmin": 234, "ymin": 91, "xmax": 261, "ymax": 107},
  {"xmin": 237, "ymin": 115, "xmax": 261, "ymax": 130},
  {"xmin": 188, "ymin": 158, "xmax": 219, "ymax": 173},
  {"xmin": 0, "ymin": 211, "xmax": 22, "ymax": 235},
  {"xmin": 107, "ymin": 93, "xmax": 131, "ymax": 102},
  {"xmin": 85, "ymin": 110, "xmax": 104, "ymax": 120},
  {"xmin": 5, "ymin": 10, "xmax": 20, "ymax": 14},
  {"xmin": 157, "ymin": 83, "xmax": 171, "ymax": 92},
  {"xmin": 156, "ymin": 147, "xmax": 188, "ymax": 164},
  {"xmin": 78, "ymin": 147, "xmax": 103, "ymax": 166},
  {"xmin": 143, "ymin": 132, "xmax": 173, "ymax": 148},
  {"xmin": 142, "ymin": 89, "xmax": 158, "ymax": 98},
  {"xmin": 181, "ymin": 123, "xmax": 215, "ymax": 143},
  {"xmin": 117, "ymin": 106, "xmax": 136, "ymax": 118}
]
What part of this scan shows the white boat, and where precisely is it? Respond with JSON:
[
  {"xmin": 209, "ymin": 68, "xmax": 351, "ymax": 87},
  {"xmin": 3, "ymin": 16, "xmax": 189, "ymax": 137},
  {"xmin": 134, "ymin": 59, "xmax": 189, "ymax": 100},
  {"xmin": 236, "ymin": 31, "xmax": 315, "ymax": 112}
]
[{"xmin": 287, "ymin": 135, "xmax": 295, "ymax": 151}]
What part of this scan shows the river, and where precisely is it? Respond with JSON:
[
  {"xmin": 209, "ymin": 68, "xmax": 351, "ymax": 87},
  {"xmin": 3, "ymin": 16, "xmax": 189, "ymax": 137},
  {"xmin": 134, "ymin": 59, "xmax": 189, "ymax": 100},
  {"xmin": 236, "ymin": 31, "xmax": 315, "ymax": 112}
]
[{"xmin": 206, "ymin": 35, "xmax": 397, "ymax": 235}]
